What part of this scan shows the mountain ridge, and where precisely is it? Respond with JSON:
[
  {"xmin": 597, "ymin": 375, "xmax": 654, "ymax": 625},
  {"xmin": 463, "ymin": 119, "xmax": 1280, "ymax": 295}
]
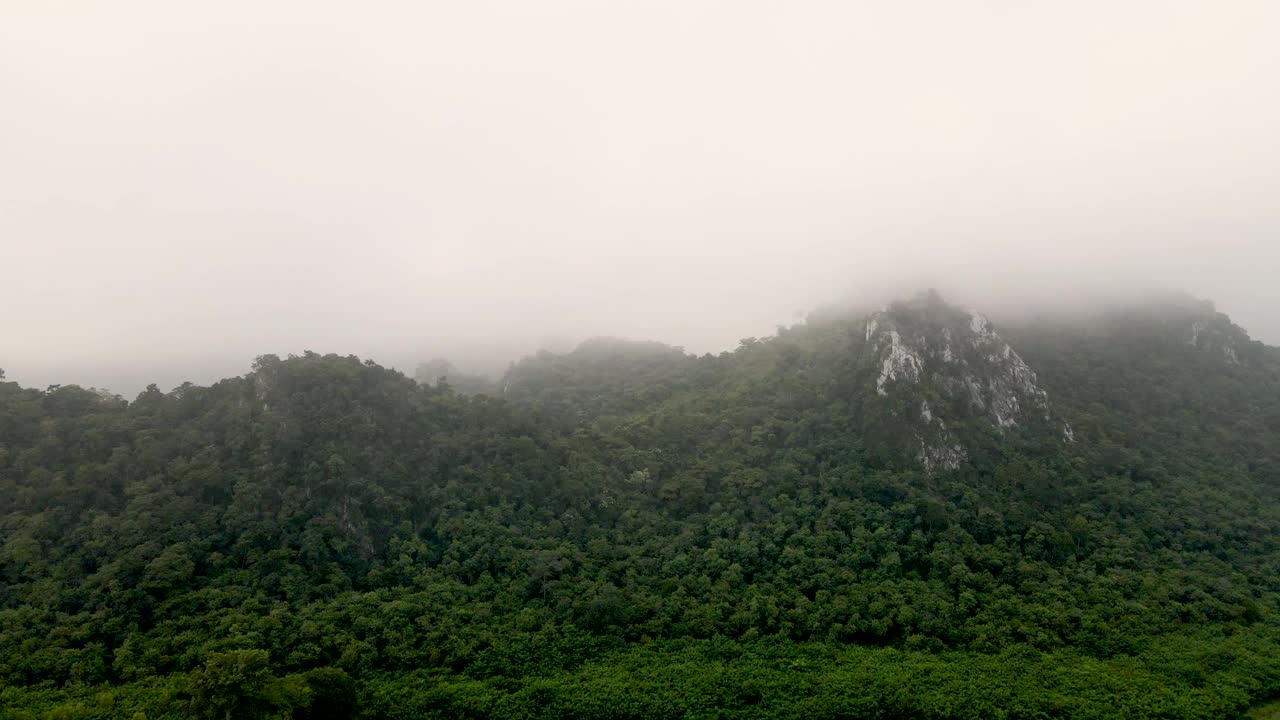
[{"xmin": 3, "ymin": 290, "xmax": 1279, "ymax": 719}]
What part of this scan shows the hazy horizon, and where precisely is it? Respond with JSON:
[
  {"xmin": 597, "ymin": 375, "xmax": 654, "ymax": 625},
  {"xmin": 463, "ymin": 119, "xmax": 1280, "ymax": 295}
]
[
  {"xmin": 4, "ymin": 1, "xmax": 1279, "ymax": 395},
  {"xmin": 2, "ymin": 284, "xmax": 1272, "ymax": 399}
]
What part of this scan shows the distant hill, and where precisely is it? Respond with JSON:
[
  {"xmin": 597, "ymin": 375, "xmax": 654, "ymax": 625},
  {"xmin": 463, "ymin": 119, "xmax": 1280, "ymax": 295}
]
[{"xmin": 413, "ymin": 357, "xmax": 500, "ymax": 396}]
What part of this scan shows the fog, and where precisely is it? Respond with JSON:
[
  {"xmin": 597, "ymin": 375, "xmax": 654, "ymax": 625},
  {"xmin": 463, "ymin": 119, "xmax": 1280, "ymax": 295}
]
[{"xmin": 3, "ymin": 1, "xmax": 1278, "ymax": 396}]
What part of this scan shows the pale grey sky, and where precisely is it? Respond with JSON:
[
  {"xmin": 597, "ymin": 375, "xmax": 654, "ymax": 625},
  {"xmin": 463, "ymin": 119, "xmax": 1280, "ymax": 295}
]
[{"xmin": 2, "ymin": 1, "xmax": 1278, "ymax": 394}]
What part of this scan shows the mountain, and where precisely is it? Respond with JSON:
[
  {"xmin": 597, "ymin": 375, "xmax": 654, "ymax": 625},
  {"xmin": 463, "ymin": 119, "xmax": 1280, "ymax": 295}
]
[
  {"xmin": 2, "ymin": 294, "xmax": 1279, "ymax": 719},
  {"xmin": 413, "ymin": 359, "xmax": 500, "ymax": 397}
]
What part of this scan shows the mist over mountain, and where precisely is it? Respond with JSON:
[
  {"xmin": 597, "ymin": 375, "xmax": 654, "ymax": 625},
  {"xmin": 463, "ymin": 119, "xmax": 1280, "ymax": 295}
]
[
  {"xmin": 8, "ymin": 286, "xmax": 1276, "ymax": 402},
  {"xmin": 6, "ymin": 1, "xmax": 1280, "ymax": 717},
  {"xmin": 4, "ymin": 289, "xmax": 1279, "ymax": 718},
  {"xmin": 5, "ymin": 1, "xmax": 1280, "ymax": 394}
]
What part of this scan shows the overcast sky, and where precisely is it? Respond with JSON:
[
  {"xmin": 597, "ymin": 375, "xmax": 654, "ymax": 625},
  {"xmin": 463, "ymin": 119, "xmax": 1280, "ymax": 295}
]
[{"xmin": 3, "ymin": 1, "xmax": 1278, "ymax": 394}]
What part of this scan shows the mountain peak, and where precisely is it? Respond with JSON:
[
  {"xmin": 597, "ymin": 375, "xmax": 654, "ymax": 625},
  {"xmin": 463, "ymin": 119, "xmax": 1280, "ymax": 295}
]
[{"xmin": 863, "ymin": 292, "xmax": 1058, "ymax": 470}]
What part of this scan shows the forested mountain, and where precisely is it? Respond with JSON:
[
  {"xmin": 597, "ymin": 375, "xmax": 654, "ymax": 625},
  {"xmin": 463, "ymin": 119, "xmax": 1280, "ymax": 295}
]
[{"xmin": 3, "ymin": 293, "xmax": 1279, "ymax": 719}]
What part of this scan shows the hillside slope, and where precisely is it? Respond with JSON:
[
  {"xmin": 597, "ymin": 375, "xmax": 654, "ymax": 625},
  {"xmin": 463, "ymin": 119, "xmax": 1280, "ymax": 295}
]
[{"xmin": 2, "ymin": 294, "xmax": 1279, "ymax": 719}]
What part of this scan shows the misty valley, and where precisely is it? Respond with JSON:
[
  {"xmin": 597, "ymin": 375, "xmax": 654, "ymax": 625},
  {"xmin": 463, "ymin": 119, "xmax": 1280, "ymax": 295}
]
[{"xmin": 2, "ymin": 292, "xmax": 1278, "ymax": 719}]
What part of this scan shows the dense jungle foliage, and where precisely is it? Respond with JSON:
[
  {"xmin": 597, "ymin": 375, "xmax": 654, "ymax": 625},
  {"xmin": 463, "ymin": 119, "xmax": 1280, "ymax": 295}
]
[{"xmin": 2, "ymin": 296, "xmax": 1279, "ymax": 719}]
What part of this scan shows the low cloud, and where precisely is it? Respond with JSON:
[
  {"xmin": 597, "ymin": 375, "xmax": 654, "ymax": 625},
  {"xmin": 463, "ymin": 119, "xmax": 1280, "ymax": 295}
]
[{"xmin": 3, "ymin": 1, "xmax": 1277, "ymax": 395}]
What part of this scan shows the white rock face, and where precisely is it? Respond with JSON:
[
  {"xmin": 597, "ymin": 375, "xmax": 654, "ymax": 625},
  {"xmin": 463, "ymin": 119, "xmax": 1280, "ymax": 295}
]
[
  {"xmin": 867, "ymin": 305, "xmax": 1049, "ymax": 426},
  {"xmin": 917, "ymin": 439, "xmax": 966, "ymax": 472},
  {"xmin": 962, "ymin": 310, "xmax": 1050, "ymax": 425},
  {"xmin": 864, "ymin": 296, "xmax": 1057, "ymax": 470},
  {"xmin": 969, "ymin": 310, "xmax": 992, "ymax": 336},
  {"xmin": 1189, "ymin": 319, "xmax": 1207, "ymax": 347},
  {"xmin": 875, "ymin": 329, "xmax": 923, "ymax": 396},
  {"xmin": 939, "ymin": 328, "xmax": 957, "ymax": 362}
]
